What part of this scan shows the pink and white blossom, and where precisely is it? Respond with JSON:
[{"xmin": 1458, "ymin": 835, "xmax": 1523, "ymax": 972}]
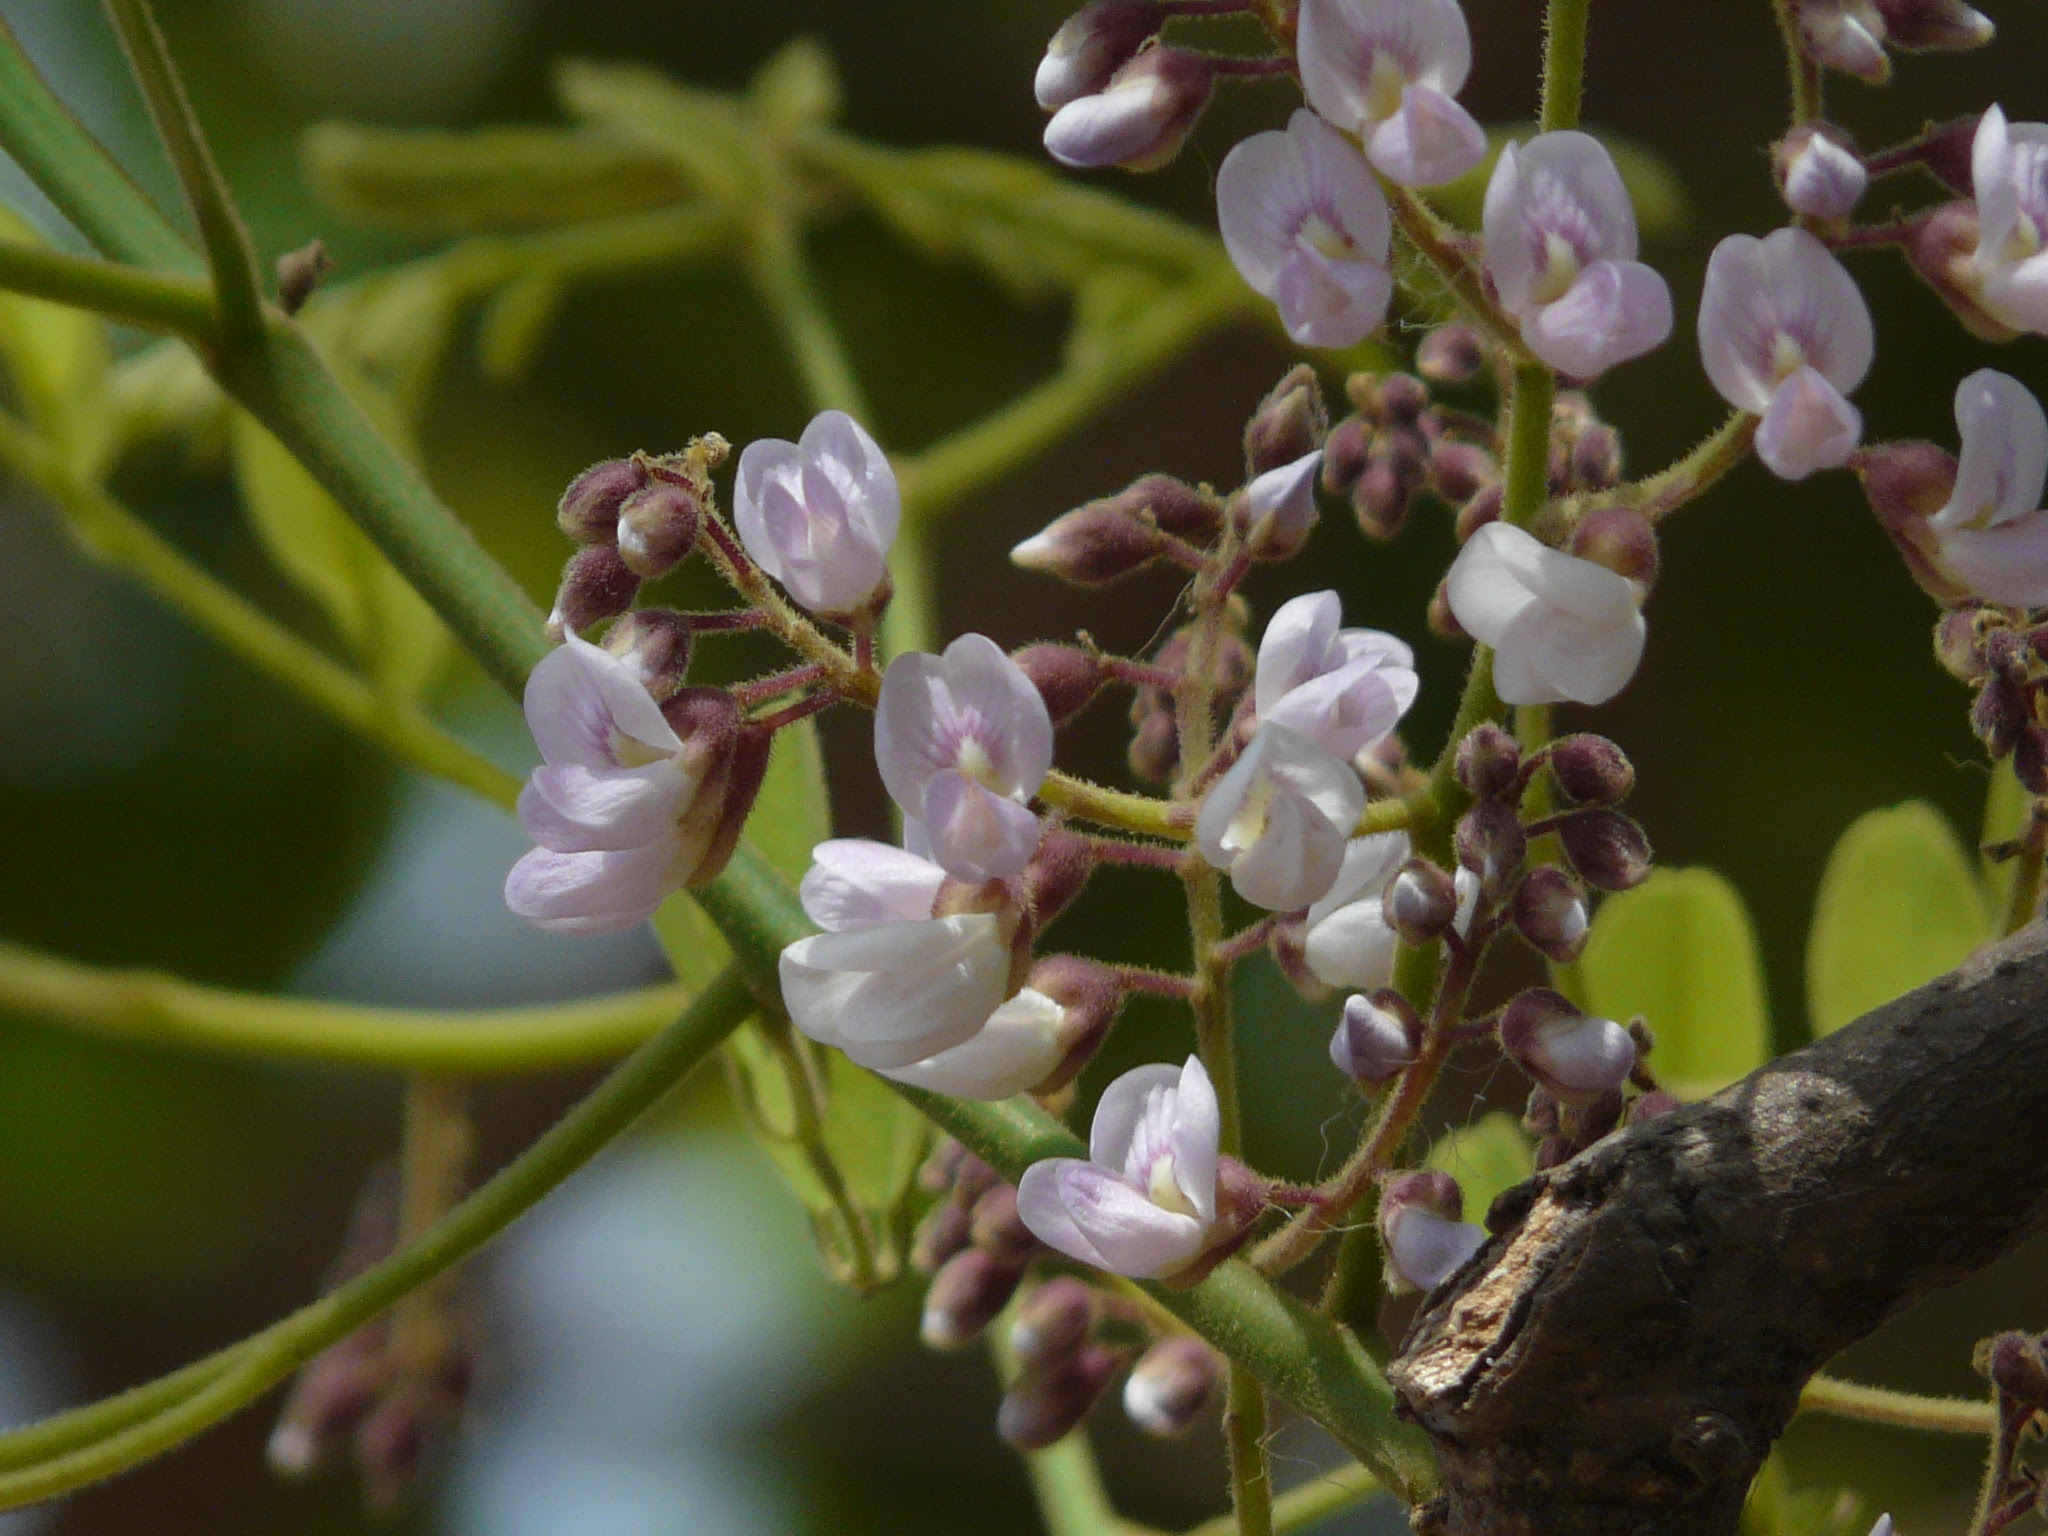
[
  {"xmin": 1378, "ymin": 1171, "xmax": 1485, "ymax": 1293},
  {"xmin": 875, "ymin": 635, "xmax": 1055, "ymax": 883},
  {"xmin": 1967, "ymin": 106, "xmax": 2048, "ymax": 336},
  {"xmin": 505, "ymin": 636, "xmax": 732, "ymax": 934},
  {"xmin": 1302, "ymin": 832, "xmax": 1411, "ymax": 989},
  {"xmin": 1015, "ymin": 1056, "xmax": 1221, "ymax": 1279},
  {"xmin": 1195, "ymin": 724, "xmax": 1366, "ymax": 911},
  {"xmin": 1926, "ymin": 369, "xmax": 2048, "ymax": 606},
  {"xmin": 1482, "ymin": 132, "xmax": 1673, "ymax": 379},
  {"xmin": 1043, "ymin": 48, "xmax": 1212, "ymax": 171},
  {"xmin": 1034, "ymin": 1, "xmax": 1164, "ymax": 110},
  {"xmin": 1217, "ymin": 110, "xmax": 1394, "ymax": 348},
  {"xmin": 1698, "ymin": 227, "xmax": 1874, "ymax": 480},
  {"xmin": 1444, "ymin": 523, "xmax": 1647, "ymax": 706},
  {"xmin": 1254, "ymin": 590, "xmax": 1419, "ymax": 761},
  {"xmin": 1780, "ymin": 131, "xmax": 1868, "ymax": 221},
  {"xmin": 734, "ymin": 410, "xmax": 899, "ymax": 616},
  {"xmin": 880, "ymin": 987, "xmax": 1069, "ymax": 1099},
  {"xmin": 1297, "ymin": 0, "xmax": 1486, "ymax": 187},
  {"xmin": 1500, "ymin": 990, "xmax": 1636, "ymax": 1105},
  {"xmin": 780, "ymin": 839, "xmax": 1015, "ymax": 1071}
]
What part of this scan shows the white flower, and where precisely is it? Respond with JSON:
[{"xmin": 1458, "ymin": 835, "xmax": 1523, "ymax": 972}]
[
  {"xmin": 1482, "ymin": 132, "xmax": 1673, "ymax": 379},
  {"xmin": 1329, "ymin": 991, "xmax": 1416, "ymax": 1083},
  {"xmin": 1698, "ymin": 227, "xmax": 1874, "ymax": 480},
  {"xmin": 1217, "ymin": 110, "xmax": 1394, "ymax": 348},
  {"xmin": 1241, "ymin": 449, "xmax": 1326, "ymax": 554},
  {"xmin": 780, "ymin": 839, "xmax": 1015, "ymax": 1071},
  {"xmin": 504, "ymin": 636, "xmax": 735, "ymax": 934},
  {"xmin": 734, "ymin": 409, "xmax": 899, "ymax": 616},
  {"xmin": 1781, "ymin": 131, "xmax": 1867, "ymax": 221},
  {"xmin": 874, "ymin": 634, "xmax": 1055, "ymax": 883},
  {"xmin": 879, "ymin": 988, "xmax": 1068, "ymax": 1100},
  {"xmin": 1195, "ymin": 724, "xmax": 1366, "ymax": 911},
  {"xmin": 1444, "ymin": 523, "xmax": 1647, "ymax": 706},
  {"xmin": 1302, "ymin": 833, "xmax": 1411, "ymax": 989},
  {"xmin": 1378, "ymin": 1171, "xmax": 1486, "ymax": 1293},
  {"xmin": 1254, "ymin": 590, "xmax": 1419, "ymax": 760},
  {"xmin": 1926, "ymin": 369, "xmax": 2048, "ymax": 606},
  {"xmin": 1297, "ymin": 0, "xmax": 1487, "ymax": 187},
  {"xmin": 1968, "ymin": 106, "xmax": 2048, "ymax": 336},
  {"xmin": 1500, "ymin": 990, "xmax": 1636, "ymax": 1105},
  {"xmin": 1015, "ymin": 1056, "xmax": 1221, "ymax": 1279},
  {"xmin": 1043, "ymin": 48, "xmax": 1212, "ymax": 171},
  {"xmin": 1796, "ymin": 0, "xmax": 1890, "ymax": 82},
  {"xmin": 1034, "ymin": 1, "xmax": 1163, "ymax": 110}
]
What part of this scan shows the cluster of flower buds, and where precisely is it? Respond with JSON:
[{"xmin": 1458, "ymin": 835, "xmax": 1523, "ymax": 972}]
[
  {"xmin": 548, "ymin": 442, "xmax": 716, "ymax": 638},
  {"xmin": 1791, "ymin": 0, "xmax": 1992, "ymax": 86},
  {"xmin": 1322, "ymin": 367, "xmax": 1494, "ymax": 543},
  {"xmin": 269, "ymin": 1168, "xmax": 476, "ymax": 1510},
  {"xmin": 1932, "ymin": 606, "xmax": 2048, "ymax": 791},
  {"xmin": 914, "ymin": 1141, "xmax": 1045, "ymax": 1351}
]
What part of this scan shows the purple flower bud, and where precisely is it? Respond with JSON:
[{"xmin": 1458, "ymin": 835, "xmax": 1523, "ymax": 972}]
[
  {"xmin": 1025, "ymin": 954, "xmax": 1128, "ymax": 1092},
  {"xmin": 1454, "ymin": 484, "xmax": 1504, "ymax": 547},
  {"xmin": 1454, "ymin": 800, "xmax": 1526, "ymax": 899},
  {"xmin": 911, "ymin": 1195, "xmax": 974, "ymax": 1276},
  {"xmin": 1321, "ymin": 416, "xmax": 1372, "ymax": 497},
  {"xmin": 1797, "ymin": 0, "xmax": 1891, "ymax": 82},
  {"xmin": 998, "ymin": 1344, "xmax": 1127, "ymax": 1450},
  {"xmin": 1379, "ymin": 1170, "xmax": 1485, "ymax": 1294},
  {"xmin": 1568, "ymin": 506, "xmax": 1660, "ymax": 586},
  {"xmin": 1385, "ymin": 857, "xmax": 1458, "ymax": 945},
  {"xmin": 1245, "ymin": 365, "xmax": 1329, "ymax": 476},
  {"xmin": 1903, "ymin": 201, "xmax": 2016, "ymax": 344},
  {"xmin": 557, "ymin": 457, "xmax": 647, "ymax": 544},
  {"xmin": 1113, "ymin": 472, "xmax": 1224, "ymax": 543},
  {"xmin": 1128, "ymin": 705, "xmax": 1179, "ymax": 784},
  {"xmin": 1545, "ymin": 734, "xmax": 1634, "ymax": 805},
  {"xmin": 970, "ymin": 1184, "xmax": 1039, "ymax": 1262},
  {"xmin": 615, "ymin": 478, "xmax": 703, "ymax": 579},
  {"xmin": 922, "ymin": 1248, "xmax": 1028, "ymax": 1351},
  {"xmin": 1021, "ymin": 830, "xmax": 1100, "ymax": 930},
  {"xmin": 1570, "ymin": 423, "xmax": 1624, "ymax": 491},
  {"xmin": 1500, "ymin": 989, "xmax": 1637, "ymax": 1105},
  {"xmin": 1430, "ymin": 440, "xmax": 1497, "ymax": 504},
  {"xmin": 1012, "ymin": 643, "xmax": 1108, "ymax": 724},
  {"xmin": 600, "ymin": 608, "xmax": 694, "ymax": 701},
  {"xmin": 1557, "ymin": 809, "xmax": 1653, "ymax": 891},
  {"xmin": 1513, "ymin": 866, "xmax": 1591, "ymax": 963},
  {"xmin": 1012, "ymin": 505, "xmax": 1164, "ymax": 585},
  {"xmin": 1011, "ymin": 1276, "xmax": 1099, "ymax": 1367},
  {"xmin": 1352, "ymin": 457, "xmax": 1410, "ymax": 541},
  {"xmin": 1974, "ymin": 671, "xmax": 2028, "ymax": 758},
  {"xmin": 1035, "ymin": 1, "xmax": 1167, "ymax": 110},
  {"xmin": 1776, "ymin": 125, "xmax": 1868, "ymax": 222},
  {"xmin": 1374, "ymin": 372, "xmax": 1430, "ymax": 426},
  {"xmin": 1875, "ymin": 0, "xmax": 1993, "ymax": 50},
  {"xmin": 1042, "ymin": 47, "xmax": 1213, "ymax": 172},
  {"xmin": 1979, "ymin": 1330, "xmax": 2048, "ymax": 1408},
  {"xmin": 1240, "ymin": 449, "xmax": 1326, "ymax": 561},
  {"xmin": 546, "ymin": 543, "xmax": 639, "ymax": 640},
  {"xmin": 1453, "ymin": 723, "xmax": 1521, "ymax": 801},
  {"xmin": 1330, "ymin": 991, "xmax": 1420, "ymax": 1085},
  {"xmin": 1123, "ymin": 1336, "xmax": 1221, "ymax": 1438},
  {"xmin": 1416, "ymin": 322, "xmax": 1487, "ymax": 385}
]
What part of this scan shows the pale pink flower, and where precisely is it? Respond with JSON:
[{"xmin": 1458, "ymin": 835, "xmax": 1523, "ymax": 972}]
[
  {"xmin": 1302, "ymin": 833, "xmax": 1411, "ymax": 990},
  {"xmin": 1698, "ymin": 227, "xmax": 1874, "ymax": 480},
  {"xmin": 1043, "ymin": 48, "xmax": 1212, "ymax": 171},
  {"xmin": 880, "ymin": 988, "xmax": 1069, "ymax": 1100},
  {"xmin": 1034, "ymin": 1, "xmax": 1164, "ymax": 110},
  {"xmin": 1297, "ymin": 0, "xmax": 1486, "ymax": 187},
  {"xmin": 1254, "ymin": 590, "xmax": 1418, "ymax": 761},
  {"xmin": 1926, "ymin": 369, "xmax": 2048, "ymax": 606},
  {"xmin": 1195, "ymin": 724, "xmax": 1366, "ymax": 911},
  {"xmin": 1329, "ymin": 991, "xmax": 1417, "ymax": 1083},
  {"xmin": 1781, "ymin": 131, "xmax": 1867, "ymax": 221},
  {"xmin": 1015, "ymin": 1057, "xmax": 1221, "ymax": 1279},
  {"xmin": 1968, "ymin": 106, "xmax": 2048, "ymax": 336},
  {"xmin": 1444, "ymin": 523, "xmax": 1646, "ymax": 706},
  {"xmin": 1378, "ymin": 1171, "xmax": 1485, "ymax": 1293},
  {"xmin": 1482, "ymin": 132, "xmax": 1672, "ymax": 379},
  {"xmin": 1217, "ymin": 110, "xmax": 1394, "ymax": 348},
  {"xmin": 734, "ymin": 410, "xmax": 899, "ymax": 616}
]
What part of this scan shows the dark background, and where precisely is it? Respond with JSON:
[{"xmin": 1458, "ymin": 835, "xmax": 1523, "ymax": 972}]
[{"xmin": 0, "ymin": 1, "xmax": 2043, "ymax": 1531}]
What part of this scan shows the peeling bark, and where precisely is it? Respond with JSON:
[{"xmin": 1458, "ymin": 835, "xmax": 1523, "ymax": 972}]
[{"xmin": 1388, "ymin": 923, "xmax": 2048, "ymax": 1536}]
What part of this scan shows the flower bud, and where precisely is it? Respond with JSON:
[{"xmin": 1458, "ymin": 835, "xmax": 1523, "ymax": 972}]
[
  {"xmin": 1123, "ymin": 1336, "xmax": 1221, "ymax": 1438},
  {"xmin": 1430, "ymin": 440, "xmax": 1498, "ymax": 504},
  {"xmin": 1876, "ymin": 0, "xmax": 1993, "ymax": 50},
  {"xmin": 1240, "ymin": 449, "xmax": 1324, "ymax": 560},
  {"xmin": 1379, "ymin": 1170, "xmax": 1485, "ymax": 1294},
  {"xmin": 1026, "ymin": 953, "xmax": 1130, "ymax": 1092},
  {"xmin": 615, "ymin": 478, "xmax": 702, "ymax": 579},
  {"xmin": 1798, "ymin": 0, "xmax": 1891, "ymax": 83},
  {"xmin": 1035, "ymin": 1, "xmax": 1167, "ymax": 110},
  {"xmin": 1386, "ymin": 858, "xmax": 1459, "ymax": 944},
  {"xmin": 1558, "ymin": 809, "xmax": 1653, "ymax": 891},
  {"xmin": 546, "ymin": 544, "xmax": 640, "ymax": 640},
  {"xmin": 1013, "ymin": 643, "xmax": 1108, "ymax": 724},
  {"xmin": 1546, "ymin": 734, "xmax": 1635, "ymax": 805},
  {"xmin": 1513, "ymin": 866, "xmax": 1591, "ymax": 963},
  {"xmin": 1320, "ymin": 415, "xmax": 1372, "ymax": 496},
  {"xmin": 1417, "ymin": 322, "xmax": 1487, "ymax": 385},
  {"xmin": 1569, "ymin": 424, "xmax": 1623, "ymax": 492},
  {"xmin": 970, "ymin": 1184, "xmax": 1040, "ymax": 1262},
  {"xmin": 275, "ymin": 238, "xmax": 333, "ymax": 316},
  {"xmin": 1245, "ymin": 365, "xmax": 1328, "ymax": 476},
  {"xmin": 1905, "ymin": 202, "xmax": 2018, "ymax": 344},
  {"xmin": 1011, "ymin": 1276, "xmax": 1099, "ymax": 1368},
  {"xmin": 1042, "ymin": 46, "xmax": 1213, "ymax": 173},
  {"xmin": 1568, "ymin": 506, "xmax": 1659, "ymax": 586},
  {"xmin": 1934, "ymin": 608, "xmax": 1990, "ymax": 683},
  {"xmin": 1352, "ymin": 457, "xmax": 1410, "ymax": 541},
  {"xmin": 556, "ymin": 457, "xmax": 647, "ymax": 544},
  {"xmin": 1978, "ymin": 1331, "xmax": 2048, "ymax": 1409},
  {"xmin": 1330, "ymin": 991, "xmax": 1421, "ymax": 1085},
  {"xmin": 911, "ymin": 1195, "xmax": 974, "ymax": 1275},
  {"xmin": 1454, "ymin": 799, "xmax": 1527, "ymax": 899},
  {"xmin": 600, "ymin": 608, "xmax": 694, "ymax": 701},
  {"xmin": 1775, "ymin": 125, "xmax": 1867, "ymax": 222},
  {"xmin": 1374, "ymin": 373, "xmax": 1430, "ymax": 426},
  {"xmin": 922, "ymin": 1247, "xmax": 1028, "ymax": 1351},
  {"xmin": 1973, "ymin": 672, "xmax": 2027, "ymax": 758},
  {"xmin": 1453, "ymin": 722, "xmax": 1522, "ymax": 801},
  {"xmin": 919, "ymin": 1136, "xmax": 970, "ymax": 1194},
  {"xmin": 1455, "ymin": 483, "xmax": 1504, "ymax": 544},
  {"xmin": 1501, "ymin": 988, "xmax": 1636, "ymax": 1105},
  {"xmin": 1854, "ymin": 438, "xmax": 1974, "ymax": 604},
  {"xmin": 998, "ymin": 1344, "xmax": 1126, "ymax": 1450},
  {"xmin": 1128, "ymin": 705, "xmax": 1178, "ymax": 783},
  {"xmin": 1626, "ymin": 1089, "xmax": 1683, "ymax": 1125},
  {"xmin": 1012, "ymin": 505, "xmax": 1164, "ymax": 585},
  {"xmin": 1022, "ymin": 830, "xmax": 1100, "ymax": 928}
]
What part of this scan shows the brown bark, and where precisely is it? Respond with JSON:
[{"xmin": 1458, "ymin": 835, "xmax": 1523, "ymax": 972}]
[{"xmin": 1387, "ymin": 922, "xmax": 2048, "ymax": 1536}]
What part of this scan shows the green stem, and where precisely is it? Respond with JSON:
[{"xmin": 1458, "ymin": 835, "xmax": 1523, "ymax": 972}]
[
  {"xmin": 1384, "ymin": 187, "xmax": 1533, "ymax": 364},
  {"xmin": 1500, "ymin": 364, "xmax": 1555, "ymax": 530},
  {"xmin": 0, "ymin": 411, "xmax": 518, "ymax": 808},
  {"xmin": 0, "ymin": 239, "xmax": 214, "ymax": 337},
  {"xmin": 759, "ymin": 1010, "xmax": 881, "ymax": 1291},
  {"xmin": 2002, "ymin": 798, "xmax": 2047, "ymax": 936},
  {"xmin": 1539, "ymin": 0, "xmax": 1592, "ymax": 133},
  {"xmin": 103, "ymin": 0, "xmax": 264, "ymax": 344},
  {"xmin": 880, "ymin": 527, "xmax": 939, "ymax": 662},
  {"xmin": 1024, "ymin": 1432, "xmax": 1148, "ymax": 1536},
  {"xmin": 746, "ymin": 214, "xmax": 871, "ymax": 422},
  {"xmin": 0, "ymin": 968, "xmax": 753, "ymax": 1510},
  {"xmin": 0, "ymin": 18, "xmax": 194, "ymax": 272},
  {"xmin": 1528, "ymin": 411, "xmax": 1757, "ymax": 544},
  {"xmin": 1799, "ymin": 1374, "xmax": 1998, "ymax": 1436},
  {"xmin": 1183, "ymin": 1462, "xmax": 1380, "ymax": 1536},
  {"xmin": 1224, "ymin": 1364, "xmax": 1274, "ymax": 1536},
  {"xmin": 1771, "ymin": 0, "xmax": 1825, "ymax": 124}
]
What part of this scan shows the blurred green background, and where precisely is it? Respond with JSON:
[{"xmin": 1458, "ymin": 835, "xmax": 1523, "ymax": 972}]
[{"xmin": 0, "ymin": 1, "xmax": 2044, "ymax": 1532}]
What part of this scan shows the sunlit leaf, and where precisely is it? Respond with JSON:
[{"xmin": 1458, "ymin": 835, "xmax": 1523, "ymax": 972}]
[
  {"xmin": 1806, "ymin": 802, "xmax": 1989, "ymax": 1037},
  {"xmin": 1980, "ymin": 758, "xmax": 2031, "ymax": 919},
  {"xmin": 1580, "ymin": 867, "xmax": 1770, "ymax": 1095},
  {"xmin": 1426, "ymin": 1112, "xmax": 1535, "ymax": 1225},
  {"xmin": 0, "ymin": 201, "xmax": 112, "ymax": 475},
  {"xmin": 1426, "ymin": 124, "xmax": 1687, "ymax": 238}
]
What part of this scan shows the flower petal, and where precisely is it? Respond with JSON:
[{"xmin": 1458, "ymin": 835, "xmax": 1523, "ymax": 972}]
[
  {"xmin": 920, "ymin": 770, "xmax": 1045, "ymax": 882},
  {"xmin": 798, "ymin": 838, "xmax": 948, "ymax": 931},
  {"xmin": 878, "ymin": 988, "xmax": 1066, "ymax": 1099},
  {"xmin": 1016, "ymin": 1160, "xmax": 1208, "ymax": 1279},
  {"xmin": 1755, "ymin": 365, "xmax": 1863, "ymax": 480},
  {"xmin": 1366, "ymin": 82, "xmax": 1486, "ymax": 186},
  {"xmin": 1256, "ymin": 590, "xmax": 1346, "ymax": 713},
  {"xmin": 1307, "ymin": 832, "xmax": 1412, "ymax": 924},
  {"xmin": 518, "ymin": 760, "xmax": 689, "ymax": 853},
  {"xmin": 1090, "ymin": 1062, "xmax": 1189, "ymax": 1168},
  {"xmin": 1304, "ymin": 897, "xmax": 1402, "ymax": 989},
  {"xmin": 779, "ymin": 914, "xmax": 1009, "ymax": 1069},
  {"xmin": 1938, "ymin": 513, "xmax": 2048, "ymax": 606},
  {"xmin": 1936, "ymin": 368, "xmax": 2048, "ymax": 530},
  {"xmin": 523, "ymin": 633, "xmax": 682, "ymax": 768},
  {"xmin": 1523, "ymin": 258, "xmax": 1673, "ymax": 379},
  {"xmin": 503, "ymin": 839, "xmax": 682, "ymax": 934}
]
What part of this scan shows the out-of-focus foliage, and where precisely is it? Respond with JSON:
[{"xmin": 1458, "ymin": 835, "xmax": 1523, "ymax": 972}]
[{"xmin": 1425, "ymin": 1110, "xmax": 1534, "ymax": 1223}]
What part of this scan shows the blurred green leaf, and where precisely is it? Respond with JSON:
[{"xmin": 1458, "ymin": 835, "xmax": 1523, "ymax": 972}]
[
  {"xmin": 301, "ymin": 121, "xmax": 690, "ymax": 235},
  {"xmin": 228, "ymin": 403, "xmax": 449, "ymax": 700},
  {"xmin": 475, "ymin": 273, "xmax": 565, "ymax": 386},
  {"xmin": 749, "ymin": 38, "xmax": 842, "ymax": 135},
  {"xmin": 1980, "ymin": 758, "xmax": 2030, "ymax": 916},
  {"xmin": 1580, "ymin": 868, "xmax": 1771, "ymax": 1095},
  {"xmin": 1741, "ymin": 1451, "xmax": 1867, "ymax": 1536},
  {"xmin": 1806, "ymin": 802, "xmax": 1989, "ymax": 1037},
  {"xmin": 1426, "ymin": 1111, "xmax": 1535, "ymax": 1224},
  {"xmin": 1426, "ymin": 125, "xmax": 1687, "ymax": 238},
  {"xmin": 555, "ymin": 59, "xmax": 762, "ymax": 203},
  {"xmin": 0, "ymin": 201, "xmax": 112, "ymax": 475},
  {"xmin": 107, "ymin": 339, "xmax": 224, "ymax": 465}
]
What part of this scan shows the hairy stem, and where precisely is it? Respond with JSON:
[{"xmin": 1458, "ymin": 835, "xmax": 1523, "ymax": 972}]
[
  {"xmin": 2002, "ymin": 797, "xmax": 2048, "ymax": 936},
  {"xmin": 1539, "ymin": 0, "xmax": 1592, "ymax": 133},
  {"xmin": 1799, "ymin": 1374, "xmax": 1998, "ymax": 1436},
  {"xmin": 1224, "ymin": 1363, "xmax": 1275, "ymax": 1536},
  {"xmin": 1183, "ymin": 1461, "xmax": 1380, "ymax": 1536}
]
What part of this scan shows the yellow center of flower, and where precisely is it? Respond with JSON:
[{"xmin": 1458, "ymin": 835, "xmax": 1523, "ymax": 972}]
[
  {"xmin": 1222, "ymin": 777, "xmax": 1273, "ymax": 855},
  {"xmin": 1363, "ymin": 52, "xmax": 1408, "ymax": 125},
  {"xmin": 1529, "ymin": 231, "xmax": 1582, "ymax": 307},
  {"xmin": 1302, "ymin": 214, "xmax": 1355, "ymax": 262},
  {"xmin": 1148, "ymin": 1156, "xmax": 1198, "ymax": 1216},
  {"xmin": 954, "ymin": 738, "xmax": 1000, "ymax": 790},
  {"xmin": 1769, "ymin": 331, "xmax": 1810, "ymax": 385}
]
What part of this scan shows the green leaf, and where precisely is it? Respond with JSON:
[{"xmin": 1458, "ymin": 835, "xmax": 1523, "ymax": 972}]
[
  {"xmin": 554, "ymin": 59, "xmax": 762, "ymax": 203},
  {"xmin": 748, "ymin": 38, "xmax": 841, "ymax": 134},
  {"xmin": 228, "ymin": 404, "xmax": 449, "ymax": 700},
  {"xmin": 1426, "ymin": 125, "xmax": 1687, "ymax": 239},
  {"xmin": 1980, "ymin": 758, "xmax": 2031, "ymax": 916},
  {"xmin": 1580, "ymin": 867, "xmax": 1771, "ymax": 1096},
  {"xmin": 0, "ymin": 201, "xmax": 112, "ymax": 475},
  {"xmin": 1806, "ymin": 801, "xmax": 1990, "ymax": 1037},
  {"xmin": 1426, "ymin": 1112, "xmax": 1535, "ymax": 1224}
]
